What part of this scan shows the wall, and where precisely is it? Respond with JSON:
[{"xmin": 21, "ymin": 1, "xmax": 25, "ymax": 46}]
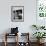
[{"xmin": 0, "ymin": 0, "xmax": 36, "ymax": 42}]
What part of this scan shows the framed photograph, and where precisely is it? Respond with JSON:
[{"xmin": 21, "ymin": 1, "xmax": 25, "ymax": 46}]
[{"xmin": 11, "ymin": 6, "xmax": 24, "ymax": 22}]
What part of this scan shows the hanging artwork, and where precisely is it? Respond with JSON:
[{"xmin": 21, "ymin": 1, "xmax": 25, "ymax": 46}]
[
  {"xmin": 37, "ymin": 0, "xmax": 46, "ymax": 18},
  {"xmin": 36, "ymin": 0, "xmax": 46, "ymax": 26},
  {"xmin": 11, "ymin": 6, "xmax": 24, "ymax": 22}
]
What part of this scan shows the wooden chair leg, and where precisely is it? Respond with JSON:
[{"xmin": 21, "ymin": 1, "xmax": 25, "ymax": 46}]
[
  {"xmin": 4, "ymin": 33, "xmax": 7, "ymax": 46},
  {"xmin": 17, "ymin": 34, "xmax": 18, "ymax": 46},
  {"xmin": 4, "ymin": 41, "xmax": 7, "ymax": 46},
  {"xmin": 15, "ymin": 33, "xmax": 18, "ymax": 46}
]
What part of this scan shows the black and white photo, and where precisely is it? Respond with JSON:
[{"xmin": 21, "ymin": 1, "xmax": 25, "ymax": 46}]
[{"xmin": 11, "ymin": 6, "xmax": 24, "ymax": 22}]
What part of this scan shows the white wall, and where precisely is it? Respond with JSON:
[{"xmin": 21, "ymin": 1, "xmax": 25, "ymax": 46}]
[
  {"xmin": 0, "ymin": 0, "xmax": 36, "ymax": 33},
  {"xmin": 0, "ymin": 0, "xmax": 37, "ymax": 42}
]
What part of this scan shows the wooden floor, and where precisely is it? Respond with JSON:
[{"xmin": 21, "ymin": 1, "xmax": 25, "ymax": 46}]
[{"xmin": 0, "ymin": 42, "xmax": 46, "ymax": 46}]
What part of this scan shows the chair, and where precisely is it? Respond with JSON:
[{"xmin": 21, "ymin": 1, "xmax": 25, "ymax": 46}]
[
  {"xmin": 4, "ymin": 33, "xmax": 18, "ymax": 46},
  {"xmin": 4, "ymin": 27, "xmax": 19, "ymax": 46},
  {"xmin": 18, "ymin": 33, "xmax": 30, "ymax": 46}
]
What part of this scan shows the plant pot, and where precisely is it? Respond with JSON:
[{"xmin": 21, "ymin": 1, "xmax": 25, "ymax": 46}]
[
  {"xmin": 37, "ymin": 39, "xmax": 40, "ymax": 43},
  {"xmin": 37, "ymin": 39, "xmax": 45, "ymax": 44},
  {"xmin": 40, "ymin": 39, "xmax": 45, "ymax": 43}
]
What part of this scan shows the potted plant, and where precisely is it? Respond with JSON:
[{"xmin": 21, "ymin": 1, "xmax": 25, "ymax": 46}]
[{"xmin": 33, "ymin": 32, "xmax": 46, "ymax": 43}]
